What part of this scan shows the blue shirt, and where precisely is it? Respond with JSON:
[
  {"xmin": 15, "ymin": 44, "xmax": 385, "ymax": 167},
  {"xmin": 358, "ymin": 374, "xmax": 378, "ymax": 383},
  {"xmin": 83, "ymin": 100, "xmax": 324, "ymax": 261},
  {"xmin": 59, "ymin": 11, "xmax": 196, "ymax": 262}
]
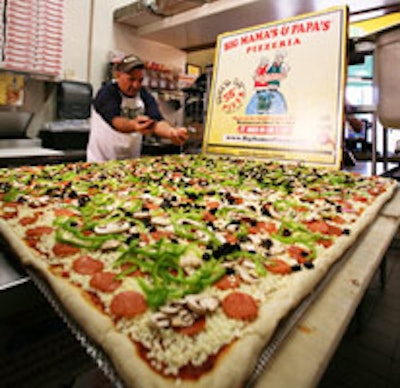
[{"xmin": 93, "ymin": 81, "xmax": 163, "ymax": 127}]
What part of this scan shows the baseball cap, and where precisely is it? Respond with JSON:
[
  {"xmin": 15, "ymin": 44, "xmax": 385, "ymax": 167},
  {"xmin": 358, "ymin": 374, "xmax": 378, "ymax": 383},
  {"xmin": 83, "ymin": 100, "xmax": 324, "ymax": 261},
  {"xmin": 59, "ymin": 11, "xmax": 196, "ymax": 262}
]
[{"xmin": 116, "ymin": 54, "xmax": 144, "ymax": 73}]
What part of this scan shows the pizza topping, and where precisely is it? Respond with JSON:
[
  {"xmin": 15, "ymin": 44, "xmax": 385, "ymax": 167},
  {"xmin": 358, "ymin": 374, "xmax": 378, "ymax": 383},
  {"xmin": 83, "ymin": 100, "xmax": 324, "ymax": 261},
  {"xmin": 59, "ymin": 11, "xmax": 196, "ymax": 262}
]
[
  {"xmin": 149, "ymin": 294, "xmax": 218, "ymax": 330},
  {"xmin": 52, "ymin": 242, "xmax": 81, "ymax": 257},
  {"xmin": 1, "ymin": 203, "xmax": 19, "ymax": 219},
  {"xmin": 185, "ymin": 294, "xmax": 219, "ymax": 314},
  {"xmin": 265, "ymin": 259, "xmax": 292, "ymax": 274},
  {"xmin": 214, "ymin": 273, "xmax": 241, "ymax": 290},
  {"xmin": 222, "ymin": 292, "xmax": 258, "ymax": 321},
  {"xmin": 73, "ymin": 255, "xmax": 104, "ymax": 275},
  {"xmin": 110, "ymin": 290, "xmax": 147, "ymax": 318},
  {"xmin": 100, "ymin": 239, "xmax": 122, "ymax": 251},
  {"xmin": 174, "ymin": 316, "xmax": 206, "ymax": 336},
  {"xmin": 26, "ymin": 195, "xmax": 51, "ymax": 208},
  {"xmin": 90, "ymin": 271, "xmax": 122, "ymax": 292},
  {"xmin": 19, "ymin": 212, "xmax": 41, "ymax": 226},
  {"xmin": 26, "ymin": 226, "xmax": 54, "ymax": 237},
  {"xmin": 94, "ymin": 220, "xmax": 130, "ymax": 235},
  {"xmin": 235, "ymin": 261, "xmax": 260, "ymax": 284}
]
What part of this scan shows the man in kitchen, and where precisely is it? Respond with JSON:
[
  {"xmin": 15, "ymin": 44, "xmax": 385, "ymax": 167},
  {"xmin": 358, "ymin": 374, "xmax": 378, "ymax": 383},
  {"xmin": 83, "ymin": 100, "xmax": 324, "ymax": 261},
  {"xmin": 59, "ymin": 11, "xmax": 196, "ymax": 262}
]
[{"xmin": 87, "ymin": 54, "xmax": 188, "ymax": 162}]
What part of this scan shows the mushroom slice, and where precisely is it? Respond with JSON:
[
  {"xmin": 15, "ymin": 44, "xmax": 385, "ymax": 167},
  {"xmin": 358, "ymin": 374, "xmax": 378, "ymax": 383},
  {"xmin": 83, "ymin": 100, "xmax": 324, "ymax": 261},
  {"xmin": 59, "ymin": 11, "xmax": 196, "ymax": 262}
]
[
  {"xmin": 179, "ymin": 253, "xmax": 202, "ymax": 269},
  {"xmin": 159, "ymin": 304, "xmax": 181, "ymax": 315},
  {"xmin": 3, "ymin": 205, "xmax": 18, "ymax": 214},
  {"xmin": 133, "ymin": 211, "xmax": 151, "ymax": 220},
  {"xmin": 100, "ymin": 239, "xmax": 121, "ymax": 251},
  {"xmin": 236, "ymin": 265, "xmax": 259, "ymax": 284},
  {"xmin": 94, "ymin": 220, "xmax": 130, "ymax": 235},
  {"xmin": 149, "ymin": 312, "xmax": 170, "ymax": 329},
  {"xmin": 242, "ymin": 259, "xmax": 256, "ymax": 270},
  {"xmin": 151, "ymin": 216, "xmax": 170, "ymax": 226},
  {"xmin": 171, "ymin": 310, "xmax": 196, "ymax": 328},
  {"xmin": 28, "ymin": 196, "xmax": 51, "ymax": 208},
  {"xmin": 185, "ymin": 295, "xmax": 219, "ymax": 314}
]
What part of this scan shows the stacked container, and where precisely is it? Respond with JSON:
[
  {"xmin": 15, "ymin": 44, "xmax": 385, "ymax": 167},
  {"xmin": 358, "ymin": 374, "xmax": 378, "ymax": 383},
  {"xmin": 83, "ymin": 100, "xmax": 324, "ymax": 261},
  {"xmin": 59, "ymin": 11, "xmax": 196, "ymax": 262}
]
[{"xmin": 2, "ymin": 0, "xmax": 63, "ymax": 77}]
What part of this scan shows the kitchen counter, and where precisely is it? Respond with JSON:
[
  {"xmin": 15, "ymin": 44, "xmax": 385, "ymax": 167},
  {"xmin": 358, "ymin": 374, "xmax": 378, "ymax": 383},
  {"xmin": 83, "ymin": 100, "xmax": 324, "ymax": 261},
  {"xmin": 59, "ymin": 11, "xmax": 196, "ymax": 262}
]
[
  {"xmin": 0, "ymin": 148, "xmax": 87, "ymax": 167},
  {"xmin": 0, "ymin": 138, "xmax": 87, "ymax": 167}
]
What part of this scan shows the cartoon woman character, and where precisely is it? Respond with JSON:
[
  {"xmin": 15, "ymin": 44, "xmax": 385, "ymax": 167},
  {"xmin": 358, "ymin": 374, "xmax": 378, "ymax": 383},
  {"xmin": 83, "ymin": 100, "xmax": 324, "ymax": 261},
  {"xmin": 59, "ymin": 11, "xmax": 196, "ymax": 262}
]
[{"xmin": 253, "ymin": 57, "xmax": 271, "ymax": 91}]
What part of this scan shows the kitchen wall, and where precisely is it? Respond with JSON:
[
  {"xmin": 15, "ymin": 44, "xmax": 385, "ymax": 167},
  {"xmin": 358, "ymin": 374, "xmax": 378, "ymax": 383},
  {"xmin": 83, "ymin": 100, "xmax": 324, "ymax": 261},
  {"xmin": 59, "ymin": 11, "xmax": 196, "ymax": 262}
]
[
  {"xmin": 63, "ymin": 0, "xmax": 187, "ymax": 93},
  {"xmin": 187, "ymin": 48, "xmax": 215, "ymax": 73},
  {"xmin": 26, "ymin": 0, "xmax": 187, "ymax": 137}
]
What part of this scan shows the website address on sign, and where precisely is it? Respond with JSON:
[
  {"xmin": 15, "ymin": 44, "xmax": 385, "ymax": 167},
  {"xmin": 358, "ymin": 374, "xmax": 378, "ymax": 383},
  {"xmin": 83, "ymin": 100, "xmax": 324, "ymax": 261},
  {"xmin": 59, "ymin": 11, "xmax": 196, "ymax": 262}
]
[{"xmin": 224, "ymin": 134, "xmax": 277, "ymax": 143}]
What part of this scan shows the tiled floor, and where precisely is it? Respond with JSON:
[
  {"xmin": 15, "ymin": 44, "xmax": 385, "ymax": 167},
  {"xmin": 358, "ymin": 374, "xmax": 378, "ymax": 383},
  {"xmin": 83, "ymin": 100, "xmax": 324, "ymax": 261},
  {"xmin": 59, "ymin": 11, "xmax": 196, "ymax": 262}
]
[{"xmin": 318, "ymin": 237, "xmax": 400, "ymax": 388}]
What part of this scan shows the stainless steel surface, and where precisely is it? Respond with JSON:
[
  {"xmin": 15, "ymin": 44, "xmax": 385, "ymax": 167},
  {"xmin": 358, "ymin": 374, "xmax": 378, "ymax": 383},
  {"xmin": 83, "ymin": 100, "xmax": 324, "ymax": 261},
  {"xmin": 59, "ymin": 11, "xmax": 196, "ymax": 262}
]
[
  {"xmin": 114, "ymin": 0, "xmax": 215, "ymax": 27},
  {"xmin": 114, "ymin": 0, "xmax": 400, "ymax": 50},
  {"xmin": 0, "ymin": 147, "xmax": 64, "ymax": 158},
  {"xmin": 0, "ymin": 250, "xmax": 29, "ymax": 291},
  {"xmin": 0, "ymin": 138, "xmax": 65, "ymax": 158},
  {"xmin": 0, "ymin": 111, "xmax": 33, "ymax": 138},
  {"xmin": 0, "ymin": 138, "xmax": 42, "ymax": 149}
]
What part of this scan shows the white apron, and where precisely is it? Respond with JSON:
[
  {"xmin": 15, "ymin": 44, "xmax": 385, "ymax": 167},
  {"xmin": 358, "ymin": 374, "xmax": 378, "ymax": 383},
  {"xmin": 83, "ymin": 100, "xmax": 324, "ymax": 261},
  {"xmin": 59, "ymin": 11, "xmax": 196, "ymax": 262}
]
[{"xmin": 87, "ymin": 109, "xmax": 143, "ymax": 162}]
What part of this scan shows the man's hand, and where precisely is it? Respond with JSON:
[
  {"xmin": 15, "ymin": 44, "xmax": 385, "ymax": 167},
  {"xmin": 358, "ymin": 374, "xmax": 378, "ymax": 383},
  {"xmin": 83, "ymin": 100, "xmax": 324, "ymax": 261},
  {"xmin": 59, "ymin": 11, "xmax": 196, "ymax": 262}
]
[
  {"xmin": 170, "ymin": 127, "xmax": 189, "ymax": 146},
  {"xmin": 134, "ymin": 115, "xmax": 155, "ymax": 135}
]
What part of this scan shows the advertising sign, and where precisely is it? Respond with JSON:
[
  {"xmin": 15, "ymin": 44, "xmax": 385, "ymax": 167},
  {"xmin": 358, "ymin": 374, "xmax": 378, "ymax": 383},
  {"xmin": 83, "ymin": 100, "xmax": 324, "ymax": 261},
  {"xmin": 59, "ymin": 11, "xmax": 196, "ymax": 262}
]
[{"xmin": 204, "ymin": 7, "xmax": 348, "ymax": 168}]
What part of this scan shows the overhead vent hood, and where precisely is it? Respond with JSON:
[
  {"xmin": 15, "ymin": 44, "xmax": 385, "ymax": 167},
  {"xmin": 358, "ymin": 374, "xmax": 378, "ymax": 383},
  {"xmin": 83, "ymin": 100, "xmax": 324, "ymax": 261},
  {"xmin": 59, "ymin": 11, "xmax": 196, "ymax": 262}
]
[
  {"xmin": 114, "ymin": 0, "xmax": 400, "ymax": 51},
  {"xmin": 114, "ymin": 0, "xmax": 216, "ymax": 28}
]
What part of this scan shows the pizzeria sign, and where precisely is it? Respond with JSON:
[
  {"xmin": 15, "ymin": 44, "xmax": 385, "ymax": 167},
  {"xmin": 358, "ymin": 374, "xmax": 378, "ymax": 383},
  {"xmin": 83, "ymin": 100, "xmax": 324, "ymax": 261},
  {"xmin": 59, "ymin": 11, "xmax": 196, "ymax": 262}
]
[{"xmin": 203, "ymin": 6, "xmax": 348, "ymax": 169}]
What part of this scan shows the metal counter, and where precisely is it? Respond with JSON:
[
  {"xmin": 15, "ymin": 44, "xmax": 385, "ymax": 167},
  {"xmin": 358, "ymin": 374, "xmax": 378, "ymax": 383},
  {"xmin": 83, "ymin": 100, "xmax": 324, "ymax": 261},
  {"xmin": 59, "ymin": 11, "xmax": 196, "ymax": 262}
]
[{"xmin": 0, "ymin": 139, "xmax": 86, "ymax": 167}]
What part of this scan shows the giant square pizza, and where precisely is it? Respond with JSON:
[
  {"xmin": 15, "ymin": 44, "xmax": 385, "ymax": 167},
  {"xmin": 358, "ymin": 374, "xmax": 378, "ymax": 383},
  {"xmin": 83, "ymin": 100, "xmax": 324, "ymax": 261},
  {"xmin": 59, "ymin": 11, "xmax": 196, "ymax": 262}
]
[{"xmin": 0, "ymin": 154, "xmax": 397, "ymax": 387}]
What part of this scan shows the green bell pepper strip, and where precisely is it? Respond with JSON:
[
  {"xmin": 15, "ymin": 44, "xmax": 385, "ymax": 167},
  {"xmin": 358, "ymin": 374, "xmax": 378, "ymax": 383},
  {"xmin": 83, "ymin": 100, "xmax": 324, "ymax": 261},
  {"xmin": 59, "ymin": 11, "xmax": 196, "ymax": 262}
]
[
  {"xmin": 2, "ymin": 187, "xmax": 20, "ymax": 202},
  {"xmin": 114, "ymin": 238, "xmax": 226, "ymax": 309},
  {"xmin": 55, "ymin": 218, "xmax": 125, "ymax": 250},
  {"xmin": 271, "ymin": 219, "xmax": 330, "ymax": 260}
]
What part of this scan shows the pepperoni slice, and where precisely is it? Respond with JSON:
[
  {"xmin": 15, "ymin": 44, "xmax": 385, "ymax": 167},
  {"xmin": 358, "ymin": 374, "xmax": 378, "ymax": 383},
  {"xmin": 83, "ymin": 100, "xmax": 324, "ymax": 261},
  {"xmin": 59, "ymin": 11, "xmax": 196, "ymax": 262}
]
[
  {"xmin": 222, "ymin": 292, "xmax": 258, "ymax": 321},
  {"xmin": 317, "ymin": 238, "xmax": 334, "ymax": 248},
  {"xmin": 265, "ymin": 258, "xmax": 292, "ymax": 274},
  {"xmin": 256, "ymin": 221, "xmax": 278, "ymax": 235},
  {"xmin": 214, "ymin": 274, "xmax": 240, "ymax": 290},
  {"xmin": 331, "ymin": 215, "xmax": 346, "ymax": 224},
  {"xmin": 224, "ymin": 233, "xmax": 238, "ymax": 244},
  {"xmin": 26, "ymin": 226, "xmax": 54, "ymax": 237},
  {"xmin": 72, "ymin": 255, "xmax": 104, "ymax": 275},
  {"xmin": 90, "ymin": 271, "xmax": 122, "ymax": 292},
  {"xmin": 110, "ymin": 291, "xmax": 147, "ymax": 318},
  {"xmin": 53, "ymin": 242, "xmax": 80, "ymax": 257},
  {"xmin": 174, "ymin": 316, "xmax": 206, "ymax": 336},
  {"xmin": 287, "ymin": 246, "xmax": 309, "ymax": 264},
  {"xmin": 54, "ymin": 208, "xmax": 77, "ymax": 217},
  {"xmin": 304, "ymin": 220, "xmax": 329, "ymax": 234},
  {"xmin": 143, "ymin": 201, "xmax": 159, "ymax": 210},
  {"xmin": 19, "ymin": 213, "xmax": 40, "ymax": 226},
  {"xmin": 205, "ymin": 201, "xmax": 220, "ymax": 209},
  {"xmin": 151, "ymin": 230, "xmax": 172, "ymax": 241},
  {"xmin": 304, "ymin": 220, "xmax": 343, "ymax": 236},
  {"xmin": 202, "ymin": 211, "xmax": 217, "ymax": 222},
  {"xmin": 248, "ymin": 221, "xmax": 277, "ymax": 235}
]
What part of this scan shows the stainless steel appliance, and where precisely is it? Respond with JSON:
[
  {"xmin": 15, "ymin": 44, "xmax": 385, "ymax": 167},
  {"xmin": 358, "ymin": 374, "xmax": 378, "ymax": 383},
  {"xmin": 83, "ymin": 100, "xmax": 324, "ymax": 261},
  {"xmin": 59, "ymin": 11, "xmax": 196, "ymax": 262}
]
[
  {"xmin": 39, "ymin": 81, "xmax": 92, "ymax": 151},
  {"xmin": 0, "ymin": 111, "xmax": 65, "ymax": 167}
]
